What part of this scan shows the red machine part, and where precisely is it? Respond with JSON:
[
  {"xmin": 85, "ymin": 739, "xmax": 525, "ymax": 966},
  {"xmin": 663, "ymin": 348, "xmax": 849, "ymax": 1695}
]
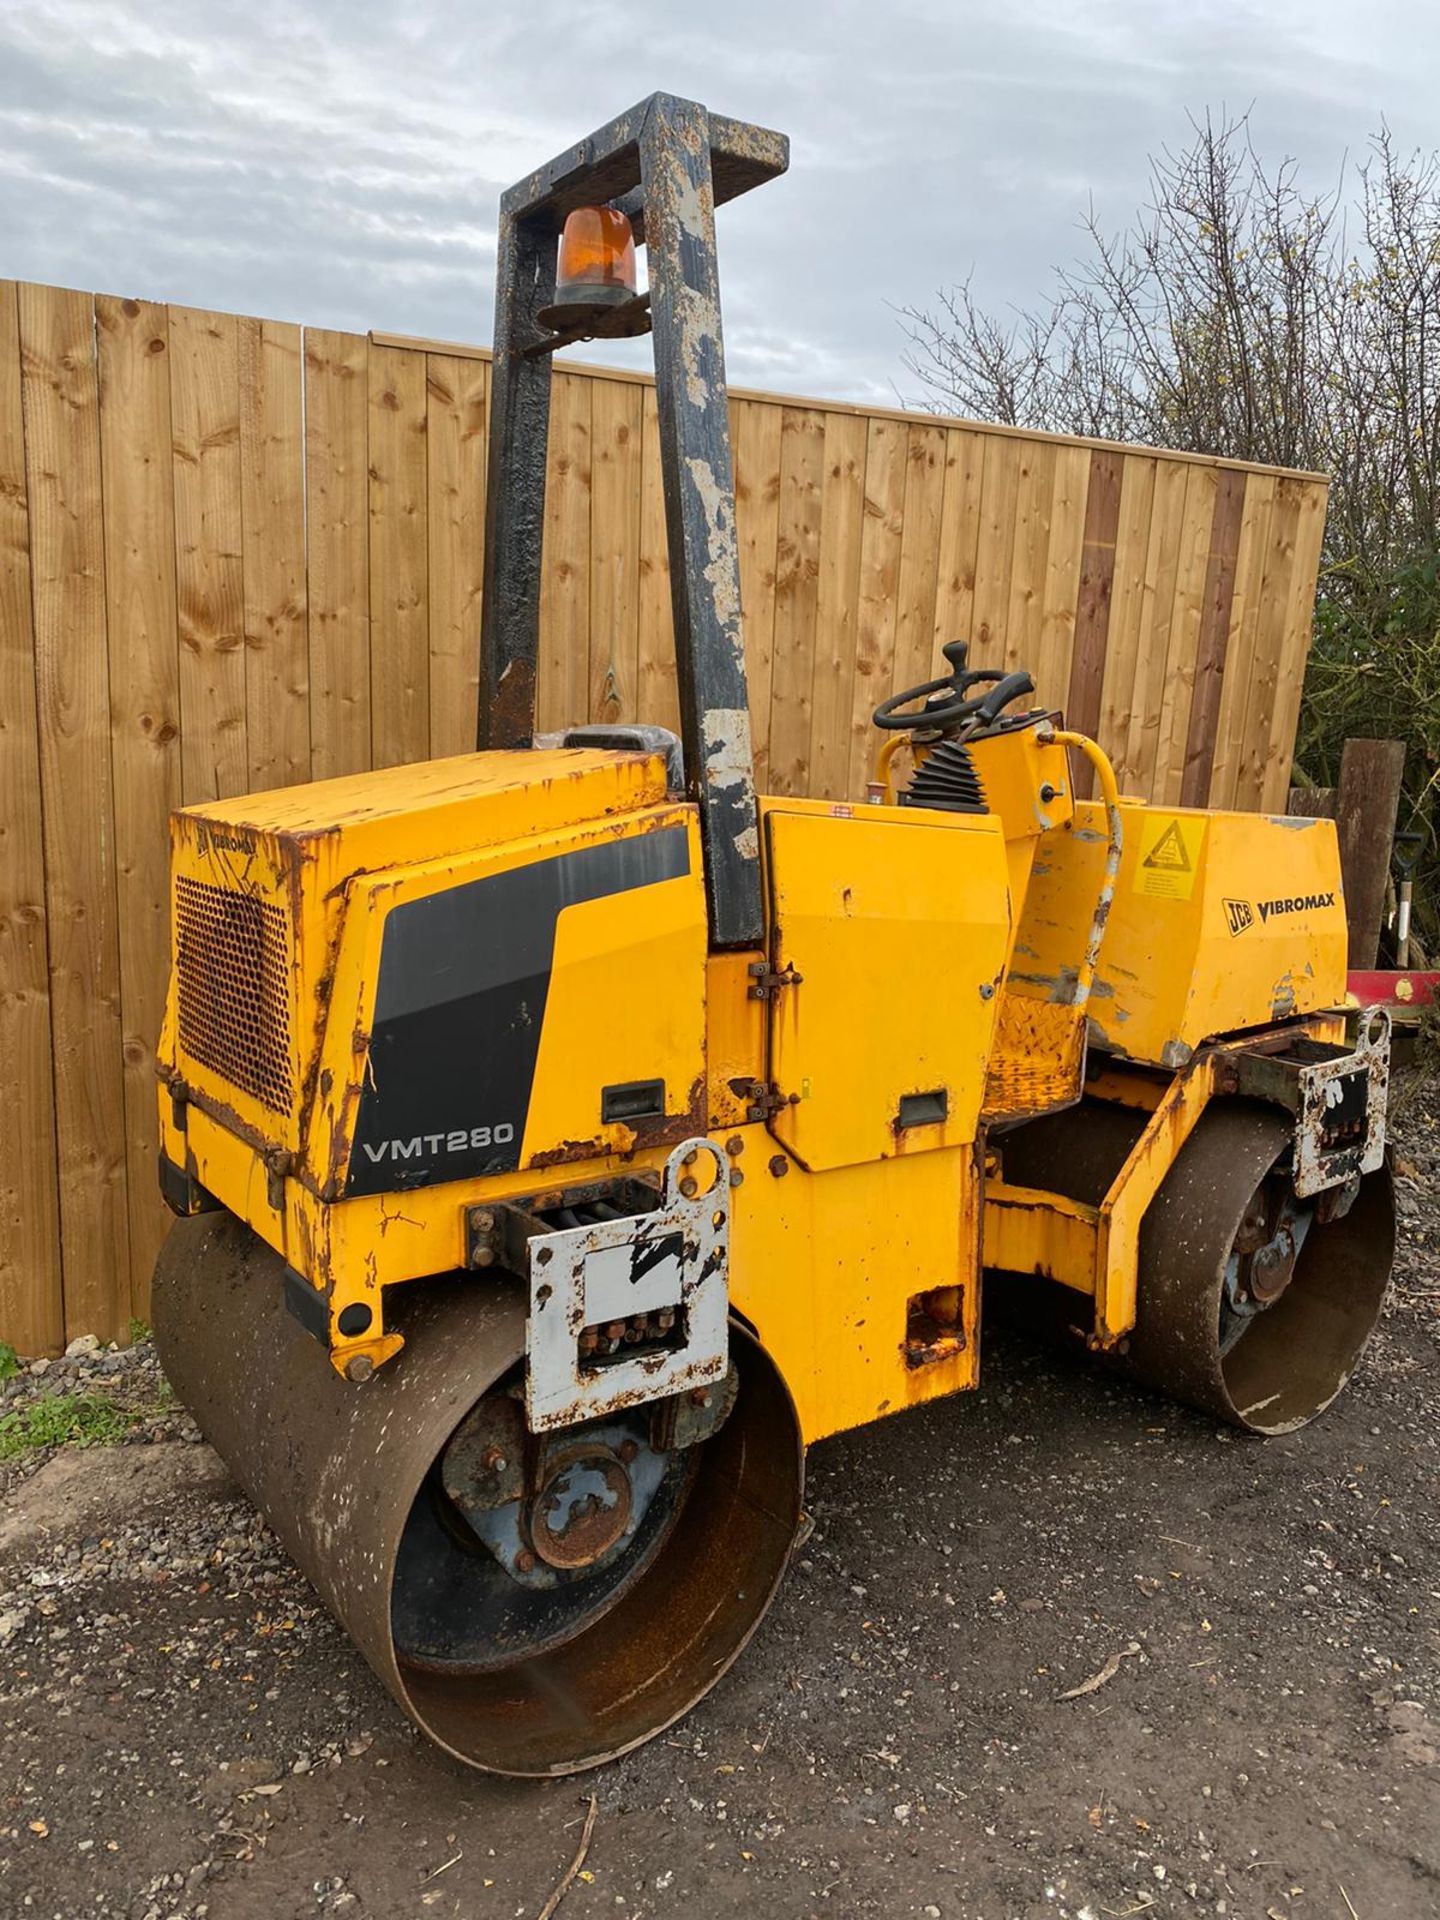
[{"xmin": 1347, "ymin": 970, "xmax": 1437, "ymax": 1011}]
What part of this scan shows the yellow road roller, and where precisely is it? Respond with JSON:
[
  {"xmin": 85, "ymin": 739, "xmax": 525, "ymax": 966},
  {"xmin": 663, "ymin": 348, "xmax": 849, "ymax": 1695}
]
[{"xmin": 153, "ymin": 93, "xmax": 1395, "ymax": 1776}]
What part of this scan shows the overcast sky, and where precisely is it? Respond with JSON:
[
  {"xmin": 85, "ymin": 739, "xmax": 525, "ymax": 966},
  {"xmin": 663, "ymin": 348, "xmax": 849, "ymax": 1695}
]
[{"xmin": 1, "ymin": 0, "xmax": 1435, "ymax": 405}]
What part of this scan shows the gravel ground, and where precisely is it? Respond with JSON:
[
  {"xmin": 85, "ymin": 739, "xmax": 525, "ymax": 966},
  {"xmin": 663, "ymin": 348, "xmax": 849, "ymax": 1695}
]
[{"xmin": 1, "ymin": 1082, "xmax": 1437, "ymax": 1920}]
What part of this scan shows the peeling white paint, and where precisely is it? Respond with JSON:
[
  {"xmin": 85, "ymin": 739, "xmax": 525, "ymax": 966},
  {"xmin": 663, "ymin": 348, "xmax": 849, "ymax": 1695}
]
[{"xmin": 703, "ymin": 707, "xmax": 755, "ymax": 791}]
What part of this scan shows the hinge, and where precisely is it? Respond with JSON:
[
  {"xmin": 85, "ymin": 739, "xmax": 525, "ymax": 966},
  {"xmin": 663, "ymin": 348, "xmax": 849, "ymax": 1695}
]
[
  {"xmin": 748, "ymin": 960, "xmax": 803, "ymax": 1001},
  {"xmin": 734, "ymin": 1077, "xmax": 797, "ymax": 1123}
]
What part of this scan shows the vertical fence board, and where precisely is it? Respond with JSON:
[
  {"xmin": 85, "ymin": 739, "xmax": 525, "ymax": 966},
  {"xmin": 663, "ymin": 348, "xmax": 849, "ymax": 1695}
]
[
  {"xmin": 810, "ymin": 411, "xmax": 868, "ymax": 800},
  {"xmin": 1066, "ymin": 449, "xmax": 1125, "ymax": 796},
  {"xmin": 1180, "ymin": 467, "xmax": 1247, "ymax": 807},
  {"xmin": 767, "ymin": 408, "xmax": 826, "ymax": 796},
  {"xmin": 732, "ymin": 399, "xmax": 782, "ymax": 785},
  {"xmin": 847, "ymin": 416, "xmax": 907, "ymax": 796},
  {"xmin": 239, "ymin": 317, "xmax": 309, "ymax": 791},
  {"xmin": 368, "ymin": 342, "xmax": 429, "ymax": 768},
  {"xmin": 971, "ymin": 435, "xmax": 1023, "ymax": 657},
  {"xmin": 0, "ymin": 281, "xmax": 63, "ymax": 1356},
  {"xmin": 537, "ymin": 372, "xmax": 592, "ymax": 736},
  {"xmin": 1153, "ymin": 462, "xmax": 1219, "ymax": 806},
  {"xmin": 97, "ymin": 295, "xmax": 181, "ymax": 1319},
  {"xmin": 305, "ymin": 329, "xmax": 371, "ymax": 779},
  {"xmin": 1121, "ymin": 460, "xmax": 1190, "ymax": 791},
  {"xmin": 426, "ymin": 353, "xmax": 487, "ymax": 756},
  {"xmin": 1208, "ymin": 474, "xmax": 1276, "ymax": 810},
  {"xmin": 1260, "ymin": 479, "xmax": 1328, "ymax": 813},
  {"xmin": 931, "ymin": 428, "xmax": 986, "ymax": 673},
  {"xmin": 636, "ymin": 386, "xmax": 678, "ymax": 735},
  {"xmin": 1003, "ymin": 440, "xmax": 1057, "ymax": 679},
  {"xmin": 1036, "ymin": 444, "xmax": 1090, "ymax": 709},
  {"xmin": 1096, "ymin": 456, "xmax": 1157, "ymax": 794},
  {"xmin": 19, "ymin": 282, "xmax": 132, "ymax": 1341},
  {"xmin": 891, "ymin": 423, "xmax": 947, "ymax": 701},
  {"xmin": 170, "ymin": 306, "xmax": 246, "ymax": 803},
  {"xmin": 1233, "ymin": 477, "xmax": 1306, "ymax": 811},
  {"xmin": 588, "ymin": 377, "xmax": 642, "ymax": 728}
]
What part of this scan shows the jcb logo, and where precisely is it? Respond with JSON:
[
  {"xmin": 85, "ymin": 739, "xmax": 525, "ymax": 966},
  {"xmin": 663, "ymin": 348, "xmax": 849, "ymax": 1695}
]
[{"xmin": 1224, "ymin": 898, "xmax": 1255, "ymax": 936}]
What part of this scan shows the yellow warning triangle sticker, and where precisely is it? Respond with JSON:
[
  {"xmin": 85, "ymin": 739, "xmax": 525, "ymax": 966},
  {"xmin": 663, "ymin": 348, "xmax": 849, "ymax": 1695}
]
[
  {"xmin": 1142, "ymin": 819, "xmax": 1192, "ymax": 871},
  {"xmin": 1133, "ymin": 812, "xmax": 1205, "ymax": 900}
]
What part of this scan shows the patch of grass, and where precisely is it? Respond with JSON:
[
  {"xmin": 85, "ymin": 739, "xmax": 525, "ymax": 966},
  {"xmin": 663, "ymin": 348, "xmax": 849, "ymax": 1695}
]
[
  {"xmin": 0, "ymin": 1392, "xmax": 150, "ymax": 1462},
  {"xmin": 126, "ymin": 1317, "xmax": 152, "ymax": 1347},
  {"xmin": 0, "ymin": 1344, "xmax": 18, "ymax": 1382}
]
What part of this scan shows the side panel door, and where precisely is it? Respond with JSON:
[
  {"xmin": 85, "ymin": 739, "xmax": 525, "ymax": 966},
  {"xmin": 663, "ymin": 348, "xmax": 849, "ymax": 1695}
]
[
  {"xmin": 765, "ymin": 808, "xmax": 1012, "ymax": 1171},
  {"xmin": 334, "ymin": 807, "xmax": 707, "ymax": 1195}
]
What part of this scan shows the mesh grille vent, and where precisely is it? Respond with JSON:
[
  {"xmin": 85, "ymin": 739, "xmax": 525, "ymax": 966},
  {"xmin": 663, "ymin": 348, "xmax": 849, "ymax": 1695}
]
[{"xmin": 175, "ymin": 876, "xmax": 293, "ymax": 1113}]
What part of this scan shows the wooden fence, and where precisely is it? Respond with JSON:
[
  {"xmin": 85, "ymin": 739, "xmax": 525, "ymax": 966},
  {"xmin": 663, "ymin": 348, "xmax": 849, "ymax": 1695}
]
[{"xmin": 0, "ymin": 278, "xmax": 1328, "ymax": 1352}]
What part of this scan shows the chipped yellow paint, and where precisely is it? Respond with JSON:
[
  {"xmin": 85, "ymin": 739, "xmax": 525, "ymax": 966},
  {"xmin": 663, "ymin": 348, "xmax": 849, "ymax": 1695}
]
[
  {"xmin": 156, "ymin": 723, "xmax": 1353, "ymax": 1435},
  {"xmin": 763, "ymin": 803, "xmax": 1011, "ymax": 1169},
  {"xmin": 1011, "ymin": 800, "xmax": 1346, "ymax": 1067}
]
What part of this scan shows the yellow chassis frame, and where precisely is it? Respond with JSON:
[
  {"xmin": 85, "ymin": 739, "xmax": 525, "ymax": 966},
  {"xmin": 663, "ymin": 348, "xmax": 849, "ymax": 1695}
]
[{"xmin": 982, "ymin": 1014, "xmax": 1347, "ymax": 1346}]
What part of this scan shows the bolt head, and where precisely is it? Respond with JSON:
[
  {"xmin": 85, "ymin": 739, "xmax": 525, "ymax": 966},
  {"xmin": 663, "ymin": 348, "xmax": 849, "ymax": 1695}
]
[
  {"xmin": 514, "ymin": 1548, "xmax": 537, "ymax": 1574},
  {"xmin": 472, "ymin": 1246, "xmax": 496, "ymax": 1269},
  {"xmin": 344, "ymin": 1354, "xmax": 375, "ymax": 1384},
  {"xmin": 679, "ymin": 1175, "xmax": 699, "ymax": 1198}
]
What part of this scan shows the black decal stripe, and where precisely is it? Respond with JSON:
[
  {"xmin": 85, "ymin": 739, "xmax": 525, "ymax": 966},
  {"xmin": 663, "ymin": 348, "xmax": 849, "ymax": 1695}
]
[{"xmin": 345, "ymin": 827, "xmax": 690, "ymax": 1195}]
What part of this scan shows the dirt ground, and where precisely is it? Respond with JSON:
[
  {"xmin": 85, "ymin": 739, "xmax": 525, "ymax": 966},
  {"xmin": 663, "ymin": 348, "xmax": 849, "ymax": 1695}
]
[{"xmin": 2, "ymin": 1087, "xmax": 1437, "ymax": 1920}]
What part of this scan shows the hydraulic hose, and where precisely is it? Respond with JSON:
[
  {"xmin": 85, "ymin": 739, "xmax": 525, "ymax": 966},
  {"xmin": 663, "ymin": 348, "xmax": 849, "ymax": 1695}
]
[
  {"xmin": 871, "ymin": 732, "xmax": 907, "ymax": 804},
  {"xmin": 1041, "ymin": 727, "xmax": 1124, "ymax": 1013}
]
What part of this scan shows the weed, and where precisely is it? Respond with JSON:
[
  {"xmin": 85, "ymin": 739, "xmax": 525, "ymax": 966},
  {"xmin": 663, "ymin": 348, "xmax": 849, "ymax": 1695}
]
[{"xmin": 0, "ymin": 1392, "xmax": 154, "ymax": 1461}]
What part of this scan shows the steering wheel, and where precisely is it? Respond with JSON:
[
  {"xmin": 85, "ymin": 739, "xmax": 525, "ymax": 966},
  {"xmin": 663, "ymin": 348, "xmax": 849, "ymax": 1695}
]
[{"xmin": 872, "ymin": 639, "xmax": 1036, "ymax": 734}]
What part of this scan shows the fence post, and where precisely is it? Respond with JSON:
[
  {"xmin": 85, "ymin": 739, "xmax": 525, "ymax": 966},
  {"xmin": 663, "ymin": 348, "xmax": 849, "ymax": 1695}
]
[{"xmin": 1334, "ymin": 739, "xmax": 1406, "ymax": 969}]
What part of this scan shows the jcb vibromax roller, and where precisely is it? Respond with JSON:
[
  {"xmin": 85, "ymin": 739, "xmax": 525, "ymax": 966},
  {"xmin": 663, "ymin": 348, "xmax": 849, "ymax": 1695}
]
[{"xmin": 153, "ymin": 95, "xmax": 1396, "ymax": 1776}]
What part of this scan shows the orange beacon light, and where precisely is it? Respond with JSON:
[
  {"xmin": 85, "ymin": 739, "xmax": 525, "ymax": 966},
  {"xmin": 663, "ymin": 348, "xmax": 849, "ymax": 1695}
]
[{"xmin": 538, "ymin": 206, "xmax": 640, "ymax": 333}]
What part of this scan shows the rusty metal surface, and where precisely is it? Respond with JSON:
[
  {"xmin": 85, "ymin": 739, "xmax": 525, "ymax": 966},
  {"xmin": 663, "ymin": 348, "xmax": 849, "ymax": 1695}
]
[
  {"xmin": 477, "ymin": 189, "xmax": 552, "ymax": 752},
  {"xmin": 1229, "ymin": 1007, "xmax": 1390, "ymax": 1198},
  {"xmin": 640, "ymin": 94, "xmax": 764, "ymax": 945},
  {"xmin": 981, "ymin": 995, "xmax": 1086, "ymax": 1122},
  {"xmin": 495, "ymin": 99, "xmax": 787, "ymax": 238},
  {"xmin": 528, "ymin": 1444, "xmax": 634, "ymax": 1568},
  {"xmin": 1122, "ymin": 1103, "xmax": 1394, "ymax": 1432},
  {"xmin": 479, "ymin": 92, "xmax": 777, "ymax": 947},
  {"xmin": 153, "ymin": 1211, "xmax": 802, "ymax": 1776},
  {"xmin": 993, "ymin": 1095, "xmax": 1395, "ymax": 1432},
  {"xmin": 525, "ymin": 1138, "xmax": 730, "ymax": 1432}
]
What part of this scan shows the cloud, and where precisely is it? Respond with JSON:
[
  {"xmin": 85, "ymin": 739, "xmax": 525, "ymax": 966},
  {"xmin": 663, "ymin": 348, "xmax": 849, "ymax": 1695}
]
[{"xmin": 0, "ymin": 0, "xmax": 1434, "ymax": 402}]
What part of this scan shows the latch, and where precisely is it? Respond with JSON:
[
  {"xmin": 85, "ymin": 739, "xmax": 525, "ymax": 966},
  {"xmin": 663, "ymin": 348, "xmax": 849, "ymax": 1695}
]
[
  {"xmin": 732, "ymin": 1077, "xmax": 798, "ymax": 1123},
  {"xmin": 748, "ymin": 960, "xmax": 803, "ymax": 1000}
]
